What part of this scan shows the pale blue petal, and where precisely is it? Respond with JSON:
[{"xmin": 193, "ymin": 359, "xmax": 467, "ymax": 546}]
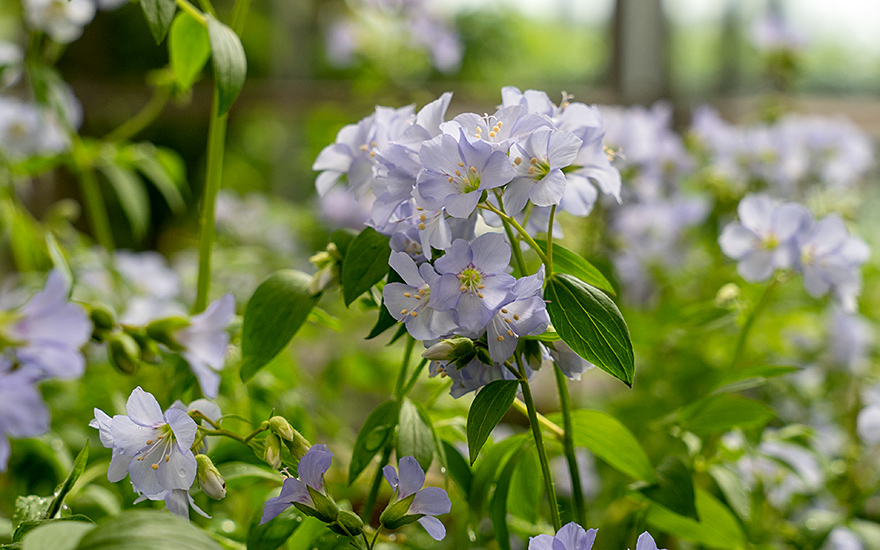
[
  {"xmin": 383, "ymin": 464, "xmax": 399, "ymax": 490},
  {"xmin": 470, "ymin": 232, "xmax": 511, "ymax": 275},
  {"xmin": 719, "ymin": 223, "xmax": 757, "ymax": 259},
  {"xmin": 410, "ymin": 487, "xmax": 451, "ymax": 515},
  {"xmin": 389, "ymin": 251, "xmax": 423, "ymax": 286},
  {"xmin": 397, "ymin": 456, "xmax": 425, "ymax": 498},
  {"xmin": 417, "ymin": 515, "xmax": 447, "ymax": 541},
  {"xmin": 435, "ymin": 239, "xmax": 473, "ymax": 275},
  {"xmin": 165, "ymin": 408, "xmax": 197, "ymax": 452},
  {"xmin": 298, "ymin": 444, "xmax": 332, "ymax": 492},
  {"xmin": 531, "ymin": 169, "xmax": 566, "ymax": 207},
  {"xmin": 125, "ymin": 387, "xmax": 164, "ymax": 427},
  {"xmin": 503, "ymin": 178, "xmax": 533, "ymax": 215},
  {"xmin": 635, "ymin": 532, "xmax": 661, "ymax": 550},
  {"xmin": 528, "ymin": 535, "xmax": 564, "ymax": 550}
]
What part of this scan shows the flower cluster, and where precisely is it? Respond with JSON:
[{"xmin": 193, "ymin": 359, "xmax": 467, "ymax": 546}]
[
  {"xmin": 24, "ymin": 0, "xmax": 128, "ymax": 44},
  {"xmin": 527, "ymin": 522, "xmax": 664, "ymax": 550},
  {"xmin": 0, "ymin": 271, "xmax": 91, "ymax": 471},
  {"xmin": 90, "ymin": 387, "xmax": 224, "ymax": 518},
  {"xmin": 720, "ymin": 194, "xmax": 869, "ymax": 311}
]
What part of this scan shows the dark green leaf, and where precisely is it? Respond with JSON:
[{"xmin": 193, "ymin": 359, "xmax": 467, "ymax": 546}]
[
  {"xmin": 21, "ymin": 521, "xmax": 93, "ymax": 550},
  {"xmin": 490, "ymin": 446, "xmax": 526, "ymax": 550},
  {"xmin": 545, "ymin": 273, "xmax": 634, "ymax": 387},
  {"xmin": 241, "ymin": 270, "xmax": 319, "ymax": 381},
  {"xmin": 98, "ymin": 162, "xmax": 150, "ymax": 240},
  {"xmin": 14, "ymin": 517, "xmax": 94, "ymax": 543},
  {"xmin": 45, "ymin": 444, "xmax": 88, "ymax": 519},
  {"xmin": 712, "ymin": 365, "xmax": 799, "ymax": 394},
  {"xmin": 341, "ymin": 227, "xmax": 391, "ymax": 307},
  {"xmin": 139, "ymin": 0, "xmax": 176, "ymax": 43},
  {"xmin": 348, "ymin": 401, "xmax": 400, "ymax": 484},
  {"xmin": 206, "ymin": 15, "xmax": 247, "ymax": 116},
  {"xmin": 329, "ymin": 229, "xmax": 357, "ymax": 261},
  {"xmin": 441, "ymin": 441, "xmax": 471, "ymax": 497},
  {"xmin": 397, "ymin": 398, "xmax": 434, "ymax": 471},
  {"xmin": 679, "ymin": 395, "xmax": 775, "ymax": 436},
  {"xmin": 366, "ymin": 266, "xmax": 403, "ymax": 340},
  {"xmin": 246, "ymin": 507, "xmax": 302, "ymax": 550},
  {"xmin": 467, "ymin": 380, "xmax": 519, "ymax": 465},
  {"xmin": 131, "ymin": 145, "xmax": 186, "ymax": 213},
  {"xmin": 535, "ymin": 239, "xmax": 615, "ymax": 295},
  {"xmin": 75, "ymin": 510, "xmax": 223, "ymax": 549},
  {"xmin": 640, "ymin": 457, "xmax": 698, "ymax": 520},
  {"xmin": 168, "ymin": 11, "xmax": 211, "ymax": 91},
  {"xmin": 553, "ymin": 409, "xmax": 656, "ymax": 483},
  {"xmin": 644, "ymin": 489, "xmax": 745, "ymax": 548}
]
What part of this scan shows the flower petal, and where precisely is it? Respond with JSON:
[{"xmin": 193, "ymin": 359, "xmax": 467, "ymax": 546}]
[
  {"xmin": 125, "ymin": 387, "xmax": 164, "ymax": 426},
  {"xmin": 410, "ymin": 487, "xmax": 451, "ymax": 515},
  {"xmin": 396, "ymin": 456, "xmax": 425, "ymax": 499},
  {"xmin": 298, "ymin": 444, "xmax": 333, "ymax": 492},
  {"xmin": 417, "ymin": 515, "xmax": 447, "ymax": 541}
]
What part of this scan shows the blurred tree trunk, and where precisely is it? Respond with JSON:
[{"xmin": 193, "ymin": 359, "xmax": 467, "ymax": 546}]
[{"xmin": 611, "ymin": 0, "xmax": 669, "ymax": 104}]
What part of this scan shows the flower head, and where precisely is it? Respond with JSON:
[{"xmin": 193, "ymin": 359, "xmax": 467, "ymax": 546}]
[
  {"xmin": 0, "ymin": 369, "xmax": 49, "ymax": 471},
  {"xmin": 381, "ymin": 456, "xmax": 451, "ymax": 540},
  {"xmin": 503, "ymin": 128, "xmax": 582, "ymax": 215},
  {"xmin": 528, "ymin": 522, "xmax": 597, "ymax": 550},
  {"xmin": 173, "ymin": 294, "xmax": 235, "ymax": 398},
  {"xmin": 261, "ymin": 444, "xmax": 337, "ymax": 524},
  {"xmin": 383, "ymin": 251, "xmax": 457, "ymax": 341}
]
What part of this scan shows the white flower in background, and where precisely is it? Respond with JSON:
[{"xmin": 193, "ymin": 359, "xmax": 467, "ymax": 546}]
[
  {"xmin": 0, "ymin": 43, "xmax": 23, "ymax": 88},
  {"xmin": 173, "ymin": 295, "xmax": 235, "ymax": 399},
  {"xmin": 25, "ymin": 0, "xmax": 96, "ymax": 44}
]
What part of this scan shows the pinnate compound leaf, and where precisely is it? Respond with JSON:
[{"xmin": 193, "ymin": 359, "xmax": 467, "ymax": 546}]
[
  {"xmin": 341, "ymin": 227, "xmax": 391, "ymax": 307},
  {"xmin": 536, "ymin": 239, "xmax": 615, "ymax": 295},
  {"xmin": 241, "ymin": 270, "xmax": 319, "ymax": 381},
  {"xmin": 206, "ymin": 15, "xmax": 247, "ymax": 116},
  {"xmin": 545, "ymin": 273, "xmax": 634, "ymax": 387},
  {"xmin": 348, "ymin": 400, "xmax": 400, "ymax": 484},
  {"xmin": 139, "ymin": 0, "xmax": 176, "ymax": 44},
  {"xmin": 168, "ymin": 11, "xmax": 210, "ymax": 91},
  {"xmin": 467, "ymin": 380, "xmax": 519, "ymax": 465}
]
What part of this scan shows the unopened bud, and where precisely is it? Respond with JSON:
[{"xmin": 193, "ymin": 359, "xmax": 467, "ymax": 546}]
[
  {"xmin": 332, "ymin": 510, "xmax": 364, "ymax": 536},
  {"xmin": 196, "ymin": 455, "xmax": 226, "ymax": 499},
  {"xmin": 146, "ymin": 316, "xmax": 190, "ymax": 351},
  {"xmin": 264, "ymin": 433, "xmax": 283, "ymax": 469},
  {"xmin": 287, "ymin": 430, "xmax": 311, "ymax": 461},
  {"xmin": 715, "ymin": 283, "xmax": 740, "ymax": 306},
  {"xmin": 305, "ymin": 486, "xmax": 339, "ymax": 523},
  {"xmin": 268, "ymin": 416, "xmax": 295, "ymax": 441},
  {"xmin": 89, "ymin": 303, "xmax": 116, "ymax": 332},
  {"xmin": 379, "ymin": 493, "xmax": 420, "ymax": 530},
  {"xmin": 422, "ymin": 337, "xmax": 476, "ymax": 364},
  {"xmin": 108, "ymin": 332, "xmax": 141, "ymax": 375}
]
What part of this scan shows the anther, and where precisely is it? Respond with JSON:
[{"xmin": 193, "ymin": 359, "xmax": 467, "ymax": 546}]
[
  {"xmin": 410, "ymin": 311, "xmax": 418, "ymax": 317},
  {"xmin": 448, "ymin": 176, "xmax": 453, "ymax": 183},
  {"xmin": 478, "ymin": 284, "xmax": 485, "ymax": 289},
  {"xmin": 360, "ymin": 144, "xmax": 368, "ymax": 151},
  {"xmin": 501, "ymin": 308, "xmax": 508, "ymax": 314},
  {"xmin": 530, "ymin": 157, "xmax": 538, "ymax": 164},
  {"xmin": 460, "ymin": 286, "xmax": 467, "ymax": 292},
  {"xmin": 470, "ymin": 166, "xmax": 477, "ymax": 173},
  {"xmin": 528, "ymin": 166, "xmax": 535, "ymax": 174},
  {"xmin": 418, "ymin": 222, "xmax": 426, "ymax": 230},
  {"xmin": 371, "ymin": 140, "xmax": 377, "ymax": 147},
  {"xmin": 504, "ymin": 318, "xmax": 511, "ymax": 323},
  {"xmin": 416, "ymin": 206, "xmax": 424, "ymax": 211},
  {"xmin": 458, "ymin": 162, "xmax": 465, "ymax": 167},
  {"xmin": 455, "ymin": 170, "xmax": 461, "ymax": 176},
  {"xmin": 513, "ymin": 314, "xmax": 519, "ymax": 320},
  {"xmin": 507, "ymin": 329, "xmax": 514, "ymax": 336},
  {"xmin": 146, "ymin": 439, "xmax": 153, "ymax": 445},
  {"xmin": 419, "ymin": 214, "xmax": 426, "ymax": 222},
  {"xmin": 514, "ymin": 157, "xmax": 522, "ymax": 165},
  {"xmin": 477, "ymin": 292, "xmax": 484, "ymax": 298},
  {"xmin": 415, "ymin": 295, "xmax": 421, "ymax": 300},
  {"xmin": 489, "ymin": 131, "xmax": 496, "ymax": 138},
  {"xmin": 165, "ymin": 455, "xmax": 170, "ymax": 462},
  {"xmin": 497, "ymin": 336, "xmax": 504, "ymax": 342},
  {"xmin": 404, "ymin": 292, "xmax": 412, "ymax": 298},
  {"xmin": 151, "ymin": 464, "xmax": 159, "ymax": 470},
  {"xmin": 400, "ymin": 309, "xmax": 408, "ymax": 315}
]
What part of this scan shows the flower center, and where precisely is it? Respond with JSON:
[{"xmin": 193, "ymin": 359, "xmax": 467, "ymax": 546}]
[
  {"xmin": 447, "ymin": 162, "xmax": 481, "ymax": 194},
  {"xmin": 457, "ymin": 266, "xmax": 486, "ymax": 297},
  {"xmin": 763, "ymin": 233, "xmax": 779, "ymax": 250}
]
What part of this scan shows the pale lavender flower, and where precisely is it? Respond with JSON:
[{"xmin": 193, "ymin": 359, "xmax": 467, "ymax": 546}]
[
  {"xmin": 431, "ymin": 356, "xmax": 519, "ymax": 399},
  {"xmin": 415, "ymin": 129, "xmax": 515, "ymax": 218},
  {"xmin": 2, "ymin": 270, "xmax": 91, "ymax": 380},
  {"xmin": 260, "ymin": 444, "xmax": 333, "ymax": 524},
  {"xmin": 503, "ymin": 128, "xmax": 582, "ymax": 214},
  {"xmin": 751, "ymin": 14, "xmax": 805, "ymax": 52},
  {"xmin": 444, "ymin": 104, "xmax": 550, "ymax": 153},
  {"xmin": 91, "ymin": 387, "xmax": 198, "ymax": 498},
  {"xmin": 548, "ymin": 340, "xmax": 594, "ymax": 381},
  {"xmin": 173, "ymin": 294, "xmax": 235, "ymax": 399},
  {"xmin": 313, "ymin": 112, "xmax": 378, "ymax": 197},
  {"xmin": 822, "ymin": 527, "xmax": 864, "ymax": 550},
  {"xmin": 528, "ymin": 521, "xmax": 597, "ymax": 550},
  {"xmin": 431, "ymin": 233, "xmax": 515, "ymax": 334},
  {"xmin": 382, "ymin": 251, "xmax": 456, "ymax": 341},
  {"xmin": 633, "ymin": 532, "xmax": 666, "ymax": 550},
  {"xmin": 382, "ymin": 456, "xmax": 451, "ymax": 540},
  {"xmin": 857, "ymin": 405, "xmax": 880, "ymax": 446},
  {"xmin": 719, "ymin": 194, "xmax": 811, "ymax": 282},
  {"xmin": 828, "ymin": 306, "xmax": 873, "ymax": 373},
  {"xmin": 487, "ymin": 266, "xmax": 549, "ymax": 364},
  {"xmin": 25, "ymin": 0, "xmax": 96, "ymax": 43},
  {"xmin": 0, "ymin": 369, "xmax": 50, "ymax": 472}
]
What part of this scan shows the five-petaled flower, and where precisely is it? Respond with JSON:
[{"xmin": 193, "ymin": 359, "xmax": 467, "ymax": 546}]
[{"xmin": 380, "ymin": 456, "xmax": 451, "ymax": 540}]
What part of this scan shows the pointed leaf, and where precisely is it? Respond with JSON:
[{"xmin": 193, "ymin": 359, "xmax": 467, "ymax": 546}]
[
  {"xmin": 441, "ymin": 441, "xmax": 472, "ymax": 497},
  {"xmin": 545, "ymin": 273, "xmax": 634, "ymax": 387},
  {"xmin": 45, "ymin": 444, "xmax": 88, "ymax": 519},
  {"xmin": 644, "ymin": 489, "xmax": 745, "ymax": 549},
  {"xmin": 397, "ymin": 398, "xmax": 434, "ymax": 471},
  {"xmin": 467, "ymin": 380, "xmax": 518, "ymax": 465},
  {"xmin": 75, "ymin": 510, "xmax": 223, "ymax": 549},
  {"xmin": 348, "ymin": 401, "xmax": 400, "ymax": 484},
  {"xmin": 536, "ymin": 239, "xmax": 615, "ymax": 295},
  {"xmin": 131, "ymin": 145, "xmax": 187, "ymax": 213},
  {"xmin": 139, "ymin": 0, "xmax": 176, "ymax": 44},
  {"xmin": 98, "ymin": 162, "xmax": 150, "ymax": 240},
  {"xmin": 206, "ymin": 15, "xmax": 247, "ymax": 116},
  {"xmin": 168, "ymin": 11, "xmax": 211, "ymax": 91},
  {"xmin": 640, "ymin": 456, "xmax": 698, "ymax": 520},
  {"xmin": 341, "ymin": 227, "xmax": 391, "ymax": 307},
  {"xmin": 490, "ymin": 446, "xmax": 526, "ymax": 550}
]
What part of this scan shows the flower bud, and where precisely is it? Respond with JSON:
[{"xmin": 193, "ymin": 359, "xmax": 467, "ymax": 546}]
[
  {"xmin": 423, "ymin": 338, "xmax": 478, "ymax": 369},
  {"xmin": 715, "ymin": 283, "xmax": 741, "ymax": 306},
  {"xmin": 334, "ymin": 510, "xmax": 364, "ymax": 535},
  {"xmin": 305, "ymin": 486, "xmax": 339, "ymax": 523},
  {"xmin": 196, "ymin": 454, "xmax": 226, "ymax": 499},
  {"xmin": 268, "ymin": 416, "xmax": 295, "ymax": 441},
  {"xmin": 146, "ymin": 316, "xmax": 190, "ymax": 351},
  {"xmin": 379, "ymin": 493, "xmax": 420, "ymax": 530},
  {"xmin": 264, "ymin": 433, "xmax": 283, "ymax": 469},
  {"xmin": 108, "ymin": 332, "xmax": 141, "ymax": 375},
  {"xmin": 89, "ymin": 303, "xmax": 116, "ymax": 333},
  {"xmin": 287, "ymin": 430, "xmax": 311, "ymax": 461}
]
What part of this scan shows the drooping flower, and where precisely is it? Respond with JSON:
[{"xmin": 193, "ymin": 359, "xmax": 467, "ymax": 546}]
[
  {"xmin": 260, "ymin": 444, "xmax": 337, "ymax": 524},
  {"xmin": 172, "ymin": 294, "xmax": 235, "ymax": 399},
  {"xmin": 382, "ymin": 251, "xmax": 457, "ymax": 341},
  {"xmin": 90, "ymin": 387, "xmax": 198, "ymax": 498},
  {"xmin": 0, "ymin": 369, "xmax": 49, "ymax": 472},
  {"xmin": 528, "ymin": 521, "xmax": 597, "ymax": 550},
  {"xmin": 719, "ymin": 194, "xmax": 811, "ymax": 282},
  {"xmin": 1, "ymin": 270, "xmax": 91, "ymax": 380},
  {"xmin": 381, "ymin": 456, "xmax": 451, "ymax": 540}
]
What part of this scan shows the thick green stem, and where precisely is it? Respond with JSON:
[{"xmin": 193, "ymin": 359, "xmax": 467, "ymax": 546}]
[
  {"xmin": 104, "ymin": 85, "xmax": 171, "ymax": 143},
  {"xmin": 554, "ymin": 366, "xmax": 587, "ymax": 526},
  {"xmin": 193, "ymin": 87, "xmax": 228, "ymax": 313},
  {"xmin": 729, "ymin": 276, "xmax": 782, "ymax": 370},
  {"xmin": 514, "ymin": 354, "xmax": 561, "ymax": 530},
  {"xmin": 76, "ymin": 163, "xmax": 115, "ymax": 251}
]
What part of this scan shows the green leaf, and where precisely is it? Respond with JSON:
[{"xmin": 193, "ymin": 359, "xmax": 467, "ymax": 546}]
[
  {"xmin": 75, "ymin": 510, "xmax": 223, "ymax": 549},
  {"xmin": 240, "ymin": 270, "xmax": 319, "ymax": 381},
  {"xmin": 490, "ymin": 446, "xmax": 527, "ymax": 550},
  {"xmin": 554, "ymin": 409, "xmax": 656, "ymax": 483},
  {"xmin": 679, "ymin": 395, "xmax": 775, "ymax": 436},
  {"xmin": 535, "ymin": 239, "xmax": 615, "ymax": 295},
  {"xmin": 206, "ymin": 15, "xmax": 247, "ymax": 116},
  {"xmin": 329, "ymin": 229, "xmax": 357, "ymax": 261},
  {"xmin": 469, "ymin": 435, "xmax": 528, "ymax": 515},
  {"xmin": 712, "ymin": 365, "xmax": 799, "ymax": 394},
  {"xmin": 348, "ymin": 400, "xmax": 400, "ymax": 484},
  {"xmin": 14, "ymin": 517, "xmax": 93, "ymax": 543},
  {"xmin": 168, "ymin": 11, "xmax": 211, "ymax": 91},
  {"xmin": 21, "ymin": 521, "xmax": 94, "ymax": 550},
  {"xmin": 139, "ymin": 0, "xmax": 176, "ymax": 43},
  {"xmin": 397, "ymin": 398, "xmax": 434, "ymax": 471},
  {"xmin": 640, "ymin": 457, "xmax": 698, "ymax": 520},
  {"xmin": 285, "ymin": 517, "xmax": 327, "ymax": 550},
  {"xmin": 98, "ymin": 162, "xmax": 150, "ymax": 240},
  {"xmin": 13, "ymin": 497, "xmax": 51, "ymax": 530},
  {"xmin": 131, "ymin": 145, "xmax": 187, "ymax": 214},
  {"xmin": 441, "ymin": 441, "xmax": 472, "ymax": 497},
  {"xmin": 247, "ymin": 438, "xmax": 299, "ymax": 475},
  {"xmin": 366, "ymin": 266, "xmax": 403, "ymax": 340},
  {"xmin": 508, "ymin": 447, "xmax": 541, "ymax": 523},
  {"xmin": 307, "ymin": 307, "xmax": 342, "ymax": 332},
  {"xmin": 644, "ymin": 489, "xmax": 745, "ymax": 549},
  {"xmin": 216, "ymin": 462, "xmax": 280, "ymax": 484},
  {"xmin": 45, "ymin": 443, "xmax": 88, "ymax": 519},
  {"xmin": 467, "ymin": 380, "xmax": 519, "ymax": 465},
  {"xmin": 545, "ymin": 273, "xmax": 634, "ymax": 387},
  {"xmin": 341, "ymin": 227, "xmax": 391, "ymax": 307},
  {"xmin": 246, "ymin": 507, "xmax": 302, "ymax": 550}
]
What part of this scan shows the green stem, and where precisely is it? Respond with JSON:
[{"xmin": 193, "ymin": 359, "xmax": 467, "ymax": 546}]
[
  {"xmin": 75, "ymin": 161, "xmax": 115, "ymax": 251},
  {"xmin": 176, "ymin": 0, "xmax": 207, "ymax": 24},
  {"xmin": 368, "ymin": 526, "xmax": 382, "ymax": 550},
  {"xmin": 554, "ymin": 366, "xmax": 587, "ymax": 526},
  {"xmin": 199, "ymin": 428, "xmax": 246, "ymax": 444},
  {"xmin": 493, "ymin": 191, "xmax": 527, "ymax": 275},
  {"xmin": 193, "ymin": 87, "xmax": 228, "ymax": 313},
  {"xmin": 546, "ymin": 204, "xmax": 556, "ymax": 276},
  {"xmin": 242, "ymin": 426, "xmax": 267, "ymax": 443},
  {"xmin": 394, "ymin": 336, "xmax": 416, "ymax": 399},
  {"xmin": 401, "ymin": 358, "xmax": 428, "ymax": 398},
  {"xmin": 479, "ymin": 202, "xmax": 549, "ymax": 267},
  {"xmin": 104, "ymin": 85, "xmax": 171, "ymax": 143},
  {"xmin": 729, "ymin": 275, "xmax": 782, "ymax": 370},
  {"xmin": 512, "ymin": 397, "xmax": 564, "ymax": 438},
  {"xmin": 514, "ymin": 353, "xmax": 561, "ymax": 530}
]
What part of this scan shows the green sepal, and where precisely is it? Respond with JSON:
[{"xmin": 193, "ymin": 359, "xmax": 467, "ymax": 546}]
[
  {"xmin": 379, "ymin": 493, "xmax": 417, "ymax": 530},
  {"xmin": 305, "ymin": 486, "xmax": 338, "ymax": 523}
]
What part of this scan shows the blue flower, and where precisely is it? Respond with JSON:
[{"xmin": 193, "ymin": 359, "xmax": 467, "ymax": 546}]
[
  {"xmin": 503, "ymin": 128, "xmax": 582, "ymax": 215},
  {"xmin": 632, "ymin": 531, "xmax": 666, "ymax": 550},
  {"xmin": 173, "ymin": 294, "xmax": 235, "ymax": 399},
  {"xmin": 431, "ymin": 232, "xmax": 516, "ymax": 334},
  {"xmin": 260, "ymin": 444, "xmax": 334, "ymax": 524},
  {"xmin": 383, "ymin": 251, "xmax": 458, "ymax": 341},
  {"xmin": 487, "ymin": 266, "xmax": 550, "ymax": 364},
  {"xmin": 381, "ymin": 456, "xmax": 451, "ymax": 540},
  {"xmin": 0, "ymin": 369, "xmax": 49, "ymax": 471},
  {"xmin": 90, "ymin": 387, "xmax": 198, "ymax": 498},
  {"xmin": 2, "ymin": 270, "xmax": 91, "ymax": 380},
  {"xmin": 528, "ymin": 522, "xmax": 597, "ymax": 550}
]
